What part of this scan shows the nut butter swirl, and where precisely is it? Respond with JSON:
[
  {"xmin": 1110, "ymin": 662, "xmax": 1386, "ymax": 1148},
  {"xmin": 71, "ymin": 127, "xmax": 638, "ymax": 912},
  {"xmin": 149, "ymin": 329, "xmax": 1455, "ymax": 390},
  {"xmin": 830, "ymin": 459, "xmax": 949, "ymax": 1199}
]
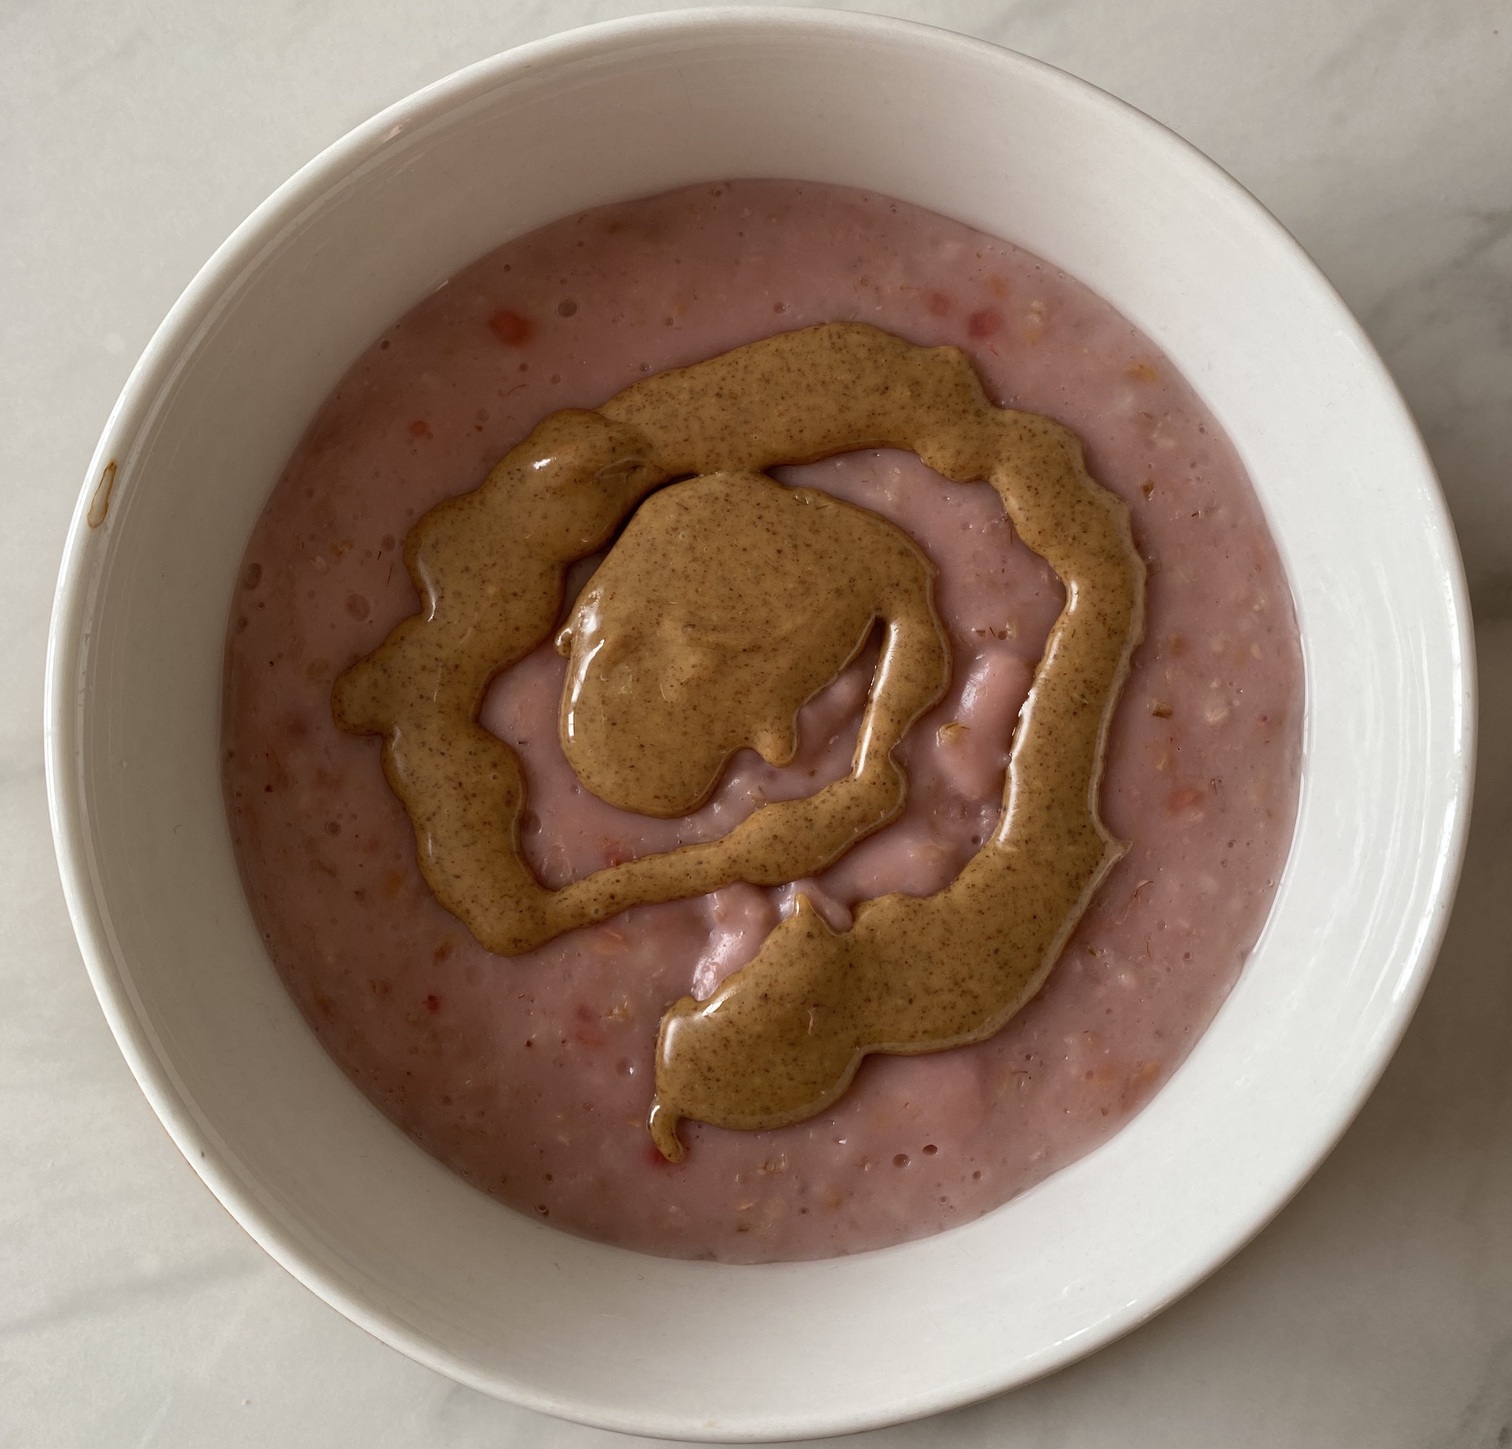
[
  {"xmin": 332, "ymin": 322, "xmax": 1145, "ymax": 1157},
  {"xmin": 554, "ymin": 470, "xmax": 949, "ymax": 825}
]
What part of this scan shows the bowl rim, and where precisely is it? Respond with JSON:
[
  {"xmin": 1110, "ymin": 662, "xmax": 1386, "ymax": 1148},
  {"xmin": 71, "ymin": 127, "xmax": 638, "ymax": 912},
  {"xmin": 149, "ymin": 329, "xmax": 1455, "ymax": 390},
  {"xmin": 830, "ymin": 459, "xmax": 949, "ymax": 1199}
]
[{"xmin": 44, "ymin": 5, "xmax": 1476, "ymax": 1439}]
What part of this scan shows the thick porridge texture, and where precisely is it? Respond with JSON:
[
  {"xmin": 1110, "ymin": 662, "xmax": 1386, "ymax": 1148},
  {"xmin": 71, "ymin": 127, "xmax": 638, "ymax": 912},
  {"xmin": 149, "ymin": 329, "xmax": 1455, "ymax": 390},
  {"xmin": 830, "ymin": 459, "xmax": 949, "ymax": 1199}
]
[{"xmin": 222, "ymin": 180, "xmax": 1302, "ymax": 1262}]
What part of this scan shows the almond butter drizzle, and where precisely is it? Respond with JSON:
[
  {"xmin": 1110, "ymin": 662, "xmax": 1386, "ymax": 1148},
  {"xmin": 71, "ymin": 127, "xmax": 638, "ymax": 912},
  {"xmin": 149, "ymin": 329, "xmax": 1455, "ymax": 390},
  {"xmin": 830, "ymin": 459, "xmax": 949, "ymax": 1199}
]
[
  {"xmin": 555, "ymin": 470, "xmax": 948, "ymax": 823},
  {"xmin": 332, "ymin": 322, "xmax": 1145, "ymax": 1159}
]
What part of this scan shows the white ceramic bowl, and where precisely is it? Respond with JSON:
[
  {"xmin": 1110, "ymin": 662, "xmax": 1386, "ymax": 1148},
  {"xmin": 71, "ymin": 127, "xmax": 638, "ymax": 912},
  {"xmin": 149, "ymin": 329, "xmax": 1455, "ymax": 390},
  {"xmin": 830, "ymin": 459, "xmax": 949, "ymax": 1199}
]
[{"xmin": 45, "ymin": 8, "xmax": 1474, "ymax": 1441}]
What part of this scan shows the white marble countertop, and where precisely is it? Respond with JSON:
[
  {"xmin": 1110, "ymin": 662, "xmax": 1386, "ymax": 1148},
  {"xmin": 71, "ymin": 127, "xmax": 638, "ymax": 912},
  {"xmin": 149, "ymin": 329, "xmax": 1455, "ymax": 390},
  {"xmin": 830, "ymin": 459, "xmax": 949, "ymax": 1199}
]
[{"xmin": 4, "ymin": 2, "xmax": 1510, "ymax": 1444}]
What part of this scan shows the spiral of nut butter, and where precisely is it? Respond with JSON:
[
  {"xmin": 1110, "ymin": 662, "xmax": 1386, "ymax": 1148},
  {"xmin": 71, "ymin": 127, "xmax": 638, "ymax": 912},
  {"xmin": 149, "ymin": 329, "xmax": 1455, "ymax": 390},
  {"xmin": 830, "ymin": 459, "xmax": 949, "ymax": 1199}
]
[{"xmin": 332, "ymin": 322, "xmax": 1146, "ymax": 1161}]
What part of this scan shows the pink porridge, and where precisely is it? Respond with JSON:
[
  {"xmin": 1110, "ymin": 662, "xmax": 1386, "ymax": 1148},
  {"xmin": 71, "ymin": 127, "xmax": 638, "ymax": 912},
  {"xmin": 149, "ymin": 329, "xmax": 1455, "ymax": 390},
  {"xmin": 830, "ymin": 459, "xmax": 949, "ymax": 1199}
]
[{"xmin": 222, "ymin": 180, "xmax": 1302, "ymax": 1262}]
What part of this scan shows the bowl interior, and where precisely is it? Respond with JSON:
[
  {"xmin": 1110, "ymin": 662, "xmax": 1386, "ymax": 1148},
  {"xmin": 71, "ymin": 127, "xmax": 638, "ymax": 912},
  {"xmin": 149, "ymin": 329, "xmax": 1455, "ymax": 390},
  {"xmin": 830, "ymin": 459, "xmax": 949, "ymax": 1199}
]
[{"xmin": 47, "ymin": 9, "xmax": 1472, "ymax": 1441}]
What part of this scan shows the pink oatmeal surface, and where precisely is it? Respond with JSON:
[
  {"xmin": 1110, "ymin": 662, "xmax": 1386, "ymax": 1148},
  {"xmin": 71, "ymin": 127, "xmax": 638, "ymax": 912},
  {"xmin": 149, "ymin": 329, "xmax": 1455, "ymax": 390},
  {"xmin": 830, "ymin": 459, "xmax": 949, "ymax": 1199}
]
[{"xmin": 222, "ymin": 180, "xmax": 1302, "ymax": 1262}]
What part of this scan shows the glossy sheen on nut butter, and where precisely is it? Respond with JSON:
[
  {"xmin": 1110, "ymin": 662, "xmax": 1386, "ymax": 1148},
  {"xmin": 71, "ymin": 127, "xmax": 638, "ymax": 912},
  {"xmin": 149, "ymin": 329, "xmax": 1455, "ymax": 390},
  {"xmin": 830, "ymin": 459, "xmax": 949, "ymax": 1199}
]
[{"xmin": 332, "ymin": 322, "xmax": 1145, "ymax": 1155}]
